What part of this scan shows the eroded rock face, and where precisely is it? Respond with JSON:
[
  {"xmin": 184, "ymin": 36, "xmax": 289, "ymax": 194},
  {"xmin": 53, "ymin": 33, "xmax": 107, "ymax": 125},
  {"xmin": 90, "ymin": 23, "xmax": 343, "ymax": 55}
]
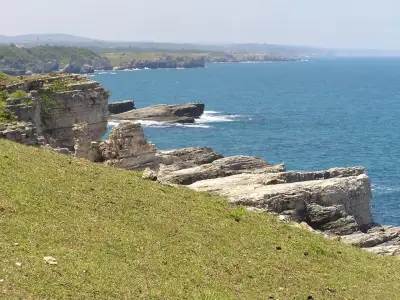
[
  {"xmin": 0, "ymin": 122, "xmax": 38, "ymax": 145},
  {"xmin": 40, "ymin": 82, "xmax": 109, "ymax": 148},
  {"xmin": 99, "ymin": 122, "xmax": 157, "ymax": 170},
  {"xmin": 0, "ymin": 75, "xmax": 109, "ymax": 149},
  {"xmin": 112, "ymin": 103, "xmax": 205, "ymax": 123}
]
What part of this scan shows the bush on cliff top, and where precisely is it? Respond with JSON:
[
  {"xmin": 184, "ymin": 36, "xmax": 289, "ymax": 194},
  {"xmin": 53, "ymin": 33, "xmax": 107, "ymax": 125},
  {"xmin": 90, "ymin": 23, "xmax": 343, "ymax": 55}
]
[
  {"xmin": 2, "ymin": 140, "xmax": 400, "ymax": 299},
  {"xmin": 9, "ymin": 90, "xmax": 28, "ymax": 99}
]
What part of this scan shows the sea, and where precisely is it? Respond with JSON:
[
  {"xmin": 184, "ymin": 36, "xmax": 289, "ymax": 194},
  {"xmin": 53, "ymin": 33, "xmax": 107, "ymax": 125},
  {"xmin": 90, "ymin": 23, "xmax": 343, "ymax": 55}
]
[{"xmin": 93, "ymin": 58, "xmax": 400, "ymax": 226}]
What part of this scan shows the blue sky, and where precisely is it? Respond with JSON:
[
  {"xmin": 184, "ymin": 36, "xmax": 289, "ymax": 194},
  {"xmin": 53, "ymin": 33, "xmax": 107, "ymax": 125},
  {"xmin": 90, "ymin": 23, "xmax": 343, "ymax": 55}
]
[{"xmin": 1, "ymin": 0, "xmax": 399, "ymax": 49}]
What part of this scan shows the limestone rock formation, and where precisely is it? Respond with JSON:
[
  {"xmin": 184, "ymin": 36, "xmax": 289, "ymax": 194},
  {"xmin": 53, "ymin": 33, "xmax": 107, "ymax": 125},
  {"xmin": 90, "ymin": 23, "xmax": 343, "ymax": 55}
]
[
  {"xmin": 99, "ymin": 122, "xmax": 157, "ymax": 170},
  {"xmin": 112, "ymin": 103, "xmax": 205, "ymax": 123},
  {"xmin": 0, "ymin": 122, "xmax": 37, "ymax": 145},
  {"xmin": 0, "ymin": 74, "xmax": 109, "ymax": 149},
  {"xmin": 142, "ymin": 146, "xmax": 400, "ymax": 256},
  {"xmin": 156, "ymin": 155, "xmax": 286, "ymax": 185},
  {"xmin": 39, "ymin": 80, "xmax": 109, "ymax": 148},
  {"xmin": 155, "ymin": 147, "xmax": 224, "ymax": 166},
  {"xmin": 108, "ymin": 100, "xmax": 135, "ymax": 114}
]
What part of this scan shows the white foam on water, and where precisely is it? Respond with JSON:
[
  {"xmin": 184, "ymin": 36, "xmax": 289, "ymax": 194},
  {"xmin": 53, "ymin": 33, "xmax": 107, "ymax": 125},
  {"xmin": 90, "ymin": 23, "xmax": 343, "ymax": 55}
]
[
  {"xmin": 108, "ymin": 120, "xmax": 121, "ymax": 126},
  {"xmin": 176, "ymin": 123, "xmax": 211, "ymax": 129},
  {"xmin": 197, "ymin": 111, "xmax": 242, "ymax": 123},
  {"xmin": 134, "ymin": 120, "xmax": 171, "ymax": 128},
  {"xmin": 108, "ymin": 119, "xmax": 211, "ymax": 129}
]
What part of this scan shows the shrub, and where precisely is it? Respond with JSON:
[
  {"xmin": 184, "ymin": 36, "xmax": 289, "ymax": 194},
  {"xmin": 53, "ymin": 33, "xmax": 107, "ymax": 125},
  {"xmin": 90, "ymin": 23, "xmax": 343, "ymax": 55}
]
[
  {"xmin": 0, "ymin": 72, "xmax": 9, "ymax": 80},
  {"xmin": 0, "ymin": 91, "xmax": 9, "ymax": 106},
  {"xmin": 0, "ymin": 107, "xmax": 16, "ymax": 123},
  {"xmin": 39, "ymin": 94, "xmax": 56, "ymax": 123},
  {"xmin": 9, "ymin": 90, "xmax": 28, "ymax": 99},
  {"xmin": 48, "ymin": 80, "xmax": 70, "ymax": 92}
]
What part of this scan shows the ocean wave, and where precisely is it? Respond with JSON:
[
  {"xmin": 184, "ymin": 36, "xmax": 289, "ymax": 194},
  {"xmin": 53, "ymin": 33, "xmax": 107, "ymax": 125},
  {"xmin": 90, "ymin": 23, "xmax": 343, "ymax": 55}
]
[
  {"xmin": 176, "ymin": 123, "xmax": 211, "ymax": 129},
  {"xmin": 107, "ymin": 120, "xmax": 121, "ymax": 126},
  {"xmin": 107, "ymin": 119, "xmax": 211, "ymax": 129},
  {"xmin": 197, "ymin": 111, "xmax": 243, "ymax": 123}
]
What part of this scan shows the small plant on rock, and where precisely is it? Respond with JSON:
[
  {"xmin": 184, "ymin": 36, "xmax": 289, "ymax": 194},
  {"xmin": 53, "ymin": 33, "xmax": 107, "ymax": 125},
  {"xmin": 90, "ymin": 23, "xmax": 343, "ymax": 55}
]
[
  {"xmin": 9, "ymin": 90, "xmax": 28, "ymax": 99},
  {"xmin": 39, "ymin": 94, "xmax": 56, "ymax": 124},
  {"xmin": 48, "ymin": 80, "xmax": 70, "ymax": 92},
  {"xmin": 0, "ymin": 107, "xmax": 16, "ymax": 123}
]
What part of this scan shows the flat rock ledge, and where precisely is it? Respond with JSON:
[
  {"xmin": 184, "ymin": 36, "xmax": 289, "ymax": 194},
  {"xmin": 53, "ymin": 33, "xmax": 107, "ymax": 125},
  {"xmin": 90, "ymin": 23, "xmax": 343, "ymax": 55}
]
[
  {"xmin": 143, "ymin": 147, "xmax": 400, "ymax": 257},
  {"xmin": 111, "ymin": 103, "xmax": 205, "ymax": 124}
]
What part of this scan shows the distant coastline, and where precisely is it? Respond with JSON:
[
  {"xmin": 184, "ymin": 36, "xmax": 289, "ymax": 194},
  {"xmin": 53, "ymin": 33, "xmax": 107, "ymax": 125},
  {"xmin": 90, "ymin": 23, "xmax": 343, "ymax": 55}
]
[{"xmin": 0, "ymin": 44, "xmax": 302, "ymax": 75}]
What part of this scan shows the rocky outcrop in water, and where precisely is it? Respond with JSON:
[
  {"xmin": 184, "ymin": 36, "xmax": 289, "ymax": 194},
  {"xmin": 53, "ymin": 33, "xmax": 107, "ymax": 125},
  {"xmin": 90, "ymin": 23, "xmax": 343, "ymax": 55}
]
[
  {"xmin": 111, "ymin": 103, "xmax": 205, "ymax": 123},
  {"xmin": 108, "ymin": 100, "xmax": 135, "ymax": 114},
  {"xmin": 141, "ymin": 147, "xmax": 400, "ymax": 256}
]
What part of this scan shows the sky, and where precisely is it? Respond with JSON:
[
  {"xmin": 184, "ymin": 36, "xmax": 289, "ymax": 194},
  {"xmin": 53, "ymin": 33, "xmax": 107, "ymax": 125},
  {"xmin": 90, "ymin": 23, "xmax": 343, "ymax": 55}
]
[{"xmin": 1, "ymin": 0, "xmax": 399, "ymax": 49}]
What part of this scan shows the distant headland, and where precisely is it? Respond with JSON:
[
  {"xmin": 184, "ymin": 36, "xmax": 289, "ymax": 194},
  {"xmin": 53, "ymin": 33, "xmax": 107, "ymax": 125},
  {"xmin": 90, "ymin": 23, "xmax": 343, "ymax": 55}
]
[{"xmin": 0, "ymin": 34, "xmax": 316, "ymax": 75}]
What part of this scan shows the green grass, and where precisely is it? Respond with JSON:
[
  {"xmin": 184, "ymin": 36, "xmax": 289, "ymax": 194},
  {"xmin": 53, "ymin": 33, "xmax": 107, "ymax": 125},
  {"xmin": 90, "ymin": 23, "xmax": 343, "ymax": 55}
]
[{"xmin": 1, "ymin": 140, "xmax": 400, "ymax": 299}]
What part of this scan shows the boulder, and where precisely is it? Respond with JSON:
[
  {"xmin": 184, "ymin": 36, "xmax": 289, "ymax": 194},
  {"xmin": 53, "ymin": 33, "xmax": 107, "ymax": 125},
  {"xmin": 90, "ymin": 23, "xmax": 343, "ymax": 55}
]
[
  {"xmin": 108, "ymin": 100, "xmax": 135, "ymax": 114},
  {"xmin": 111, "ymin": 103, "xmax": 205, "ymax": 123}
]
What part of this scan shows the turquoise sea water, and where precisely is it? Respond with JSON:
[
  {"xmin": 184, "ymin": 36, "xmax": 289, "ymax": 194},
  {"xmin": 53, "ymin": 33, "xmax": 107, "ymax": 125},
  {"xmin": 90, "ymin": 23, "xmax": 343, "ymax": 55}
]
[{"xmin": 94, "ymin": 58, "xmax": 400, "ymax": 225}]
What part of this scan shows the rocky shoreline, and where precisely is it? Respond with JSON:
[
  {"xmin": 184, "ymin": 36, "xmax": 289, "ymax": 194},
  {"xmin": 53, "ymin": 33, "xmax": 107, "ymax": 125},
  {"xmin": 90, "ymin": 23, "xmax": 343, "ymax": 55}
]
[
  {"xmin": 2, "ymin": 75, "xmax": 400, "ymax": 257},
  {"xmin": 141, "ymin": 147, "xmax": 400, "ymax": 256}
]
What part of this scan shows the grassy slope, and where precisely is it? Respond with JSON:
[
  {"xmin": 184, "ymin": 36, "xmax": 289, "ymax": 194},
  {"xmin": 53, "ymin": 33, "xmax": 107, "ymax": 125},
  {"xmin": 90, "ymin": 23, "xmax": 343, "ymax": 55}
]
[{"xmin": 1, "ymin": 140, "xmax": 400, "ymax": 299}]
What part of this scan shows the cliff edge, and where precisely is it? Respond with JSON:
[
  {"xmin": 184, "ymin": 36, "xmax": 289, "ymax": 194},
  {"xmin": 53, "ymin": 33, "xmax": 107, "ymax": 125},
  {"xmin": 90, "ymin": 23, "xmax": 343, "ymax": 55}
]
[{"xmin": 0, "ymin": 73, "xmax": 109, "ymax": 148}]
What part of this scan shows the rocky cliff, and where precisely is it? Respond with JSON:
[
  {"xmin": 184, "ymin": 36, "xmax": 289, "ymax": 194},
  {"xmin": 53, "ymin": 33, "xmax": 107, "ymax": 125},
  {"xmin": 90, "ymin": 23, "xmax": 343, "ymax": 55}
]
[
  {"xmin": 0, "ymin": 74, "xmax": 109, "ymax": 148},
  {"xmin": 115, "ymin": 57, "xmax": 205, "ymax": 70}
]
